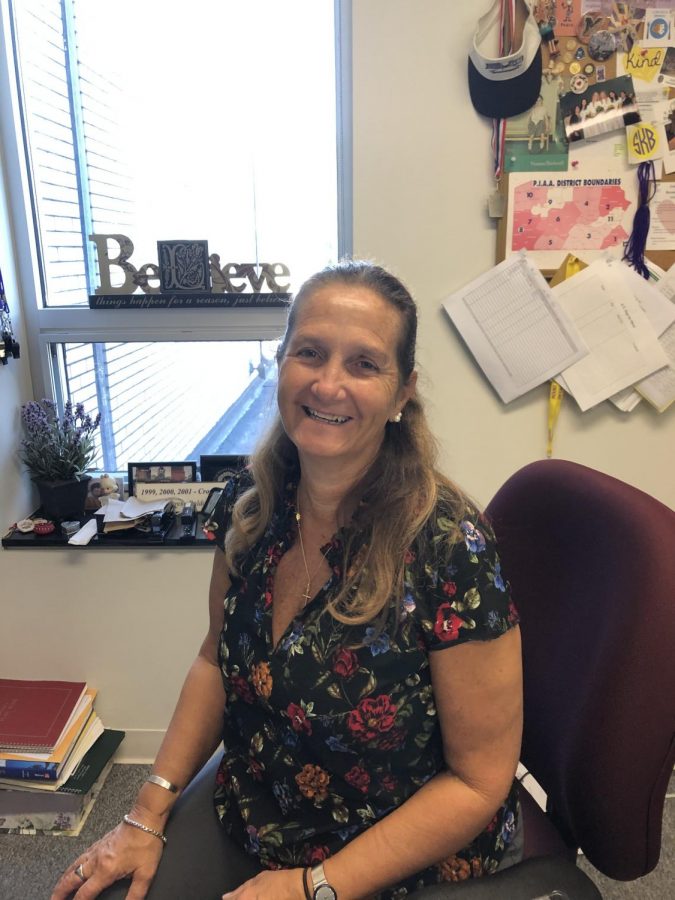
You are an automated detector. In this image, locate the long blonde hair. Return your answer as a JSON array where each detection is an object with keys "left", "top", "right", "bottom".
[{"left": 225, "top": 261, "right": 469, "bottom": 627}]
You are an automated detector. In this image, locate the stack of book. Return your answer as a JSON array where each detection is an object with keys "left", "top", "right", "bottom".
[{"left": 0, "top": 678, "right": 124, "bottom": 835}]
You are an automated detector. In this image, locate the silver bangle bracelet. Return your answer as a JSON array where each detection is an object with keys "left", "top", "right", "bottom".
[
  {"left": 146, "top": 774, "right": 180, "bottom": 793},
  {"left": 122, "top": 813, "right": 167, "bottom": 845}
]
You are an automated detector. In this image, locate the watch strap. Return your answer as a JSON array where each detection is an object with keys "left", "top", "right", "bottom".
[
  {"left": 302, "top": 867, "right": 312, "bottom": 900},
  {"left": 310, "top": 863, "right": 338, "bottom": 900}
]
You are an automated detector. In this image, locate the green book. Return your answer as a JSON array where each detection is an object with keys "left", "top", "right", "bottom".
[{"left": 58, "top": 729, "right": 125, "bottom": 794}]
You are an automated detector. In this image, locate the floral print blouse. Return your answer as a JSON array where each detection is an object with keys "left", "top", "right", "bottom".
[{"left": 210, "top": 472, "right": 520, "bottom": 898}]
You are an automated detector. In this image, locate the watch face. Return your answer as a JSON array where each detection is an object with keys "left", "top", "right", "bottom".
[{"left": 314, "top": 886, "right": 337, "bottom": 900}]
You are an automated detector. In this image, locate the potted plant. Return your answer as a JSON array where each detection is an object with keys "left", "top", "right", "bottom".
[{"left": 20, "top": 399, "right": 101, "bottom": 520}]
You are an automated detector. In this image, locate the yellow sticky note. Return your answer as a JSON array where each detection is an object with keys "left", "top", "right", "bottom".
[
  {"left": 625, "top": 46, "right": 665, "bottom": 83},
  {"left": 626, "top": 122, "right": 663, "bottom": 163}
]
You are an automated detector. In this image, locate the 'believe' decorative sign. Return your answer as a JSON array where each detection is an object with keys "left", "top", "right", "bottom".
[{"left": 87, "top": 234, "right": 291, "bottom": 309}]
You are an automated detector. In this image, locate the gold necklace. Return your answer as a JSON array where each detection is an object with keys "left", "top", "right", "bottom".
[{"left": 295, "top": 502, "right": 329, "bottom": 606}]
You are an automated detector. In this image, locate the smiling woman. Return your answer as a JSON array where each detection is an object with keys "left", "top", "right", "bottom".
[
  {"left": 276, "top": 284, "right": 416, "bottom": 469},
  {"left": 52, "top": 261, "right": 523, "bottom": 900}
]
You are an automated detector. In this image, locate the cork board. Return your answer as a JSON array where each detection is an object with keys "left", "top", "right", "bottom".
[{"left": 495, "top": 22, "right": 675, "bottom": 276}]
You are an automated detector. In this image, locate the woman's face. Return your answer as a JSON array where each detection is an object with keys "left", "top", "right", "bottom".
[{"left": 277, "top": 284, "right": 416, "bottom": 469}]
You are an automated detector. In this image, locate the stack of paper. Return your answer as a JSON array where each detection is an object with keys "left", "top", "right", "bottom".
[
  {"left": 0, "top": 679, "right": 125, "bottom": 836},
  {"left": 0, "top": 680, "right": 100, "bottom": 784},
  {"left": 0, "top": 730, "right": 124, "bottom": 835},
  {"left": 633, "top": 263, "right": 675, "bottom": 412},
  {"left": 443, "top": 252, "right": 675, "bottom": 414},
  {"left": 97, "top": 497, "right": 168, "bottom": 533},
  {"left": 552, "top": 258, "right": 673, "bottom": 411},
  {"left": 442, "top": 253, "right": 586, "bottom": 403}
]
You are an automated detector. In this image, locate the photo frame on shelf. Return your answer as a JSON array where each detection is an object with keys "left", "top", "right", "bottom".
[
  {"left": 199, "top": 454, "right": 247, "bottom": 483},
  {"left": 127, "top": 461, "right": 197, "bottom": 497}
]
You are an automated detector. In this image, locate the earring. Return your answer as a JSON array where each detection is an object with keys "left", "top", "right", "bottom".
[{"left": 392, "top": 411, "right": 402, "bottom": 423}]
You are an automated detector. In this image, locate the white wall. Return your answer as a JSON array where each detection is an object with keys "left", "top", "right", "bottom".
[
  {"left": 1, "top": 1, "right": 674, "bottom": 761},
  {"left": 352, "top": 0, "right": 674, "bottom": 509},
  {"left": 2, "top": 549, "right": 211, "bottom": 761},
  {"left": 0, "top": 142, "right": 34, "bottom": 530}
]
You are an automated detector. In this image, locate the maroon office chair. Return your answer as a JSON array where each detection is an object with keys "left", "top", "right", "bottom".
[
  {"left": 486, "top": 460, "right": 675, "bottom": 879},
  {"left": 413, "top": 460, "right": 675, "bottom": 899}
]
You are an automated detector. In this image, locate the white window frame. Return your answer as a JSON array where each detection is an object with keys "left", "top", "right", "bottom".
[{"left": 0, "top": 0, "right": 352, "bottom": 402}]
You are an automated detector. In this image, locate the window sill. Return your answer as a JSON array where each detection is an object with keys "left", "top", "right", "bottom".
[{"left": 2, "top": 515, "right": 216, "bottom": 550}]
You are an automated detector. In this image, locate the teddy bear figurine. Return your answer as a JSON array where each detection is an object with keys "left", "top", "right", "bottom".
[{"left": 97, "top": 473, "right": 121, "bottom": 506}]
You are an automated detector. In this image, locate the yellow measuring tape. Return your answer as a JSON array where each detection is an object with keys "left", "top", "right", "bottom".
[
  {"left": 545, "top": 255, "right": 586, "bottom": 458},
  {"left": 547, "top": 381, "right": 564, "bottom": 458}
]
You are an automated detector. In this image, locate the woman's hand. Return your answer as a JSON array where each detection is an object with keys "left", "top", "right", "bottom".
[
  {"left": 222, "top": 867, "right": 306, "bottom": 900},
  {"left": 50, "top": 815, "right": 164, "bottom": 900}
]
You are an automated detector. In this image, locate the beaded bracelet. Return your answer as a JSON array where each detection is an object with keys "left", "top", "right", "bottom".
[{"left": 122, "top": 814, "right": 167, "bottom": 845}]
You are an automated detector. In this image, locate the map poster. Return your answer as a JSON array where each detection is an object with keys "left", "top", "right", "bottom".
[{"left": 503, "top": 169, "right": 638, "bottom": 272}]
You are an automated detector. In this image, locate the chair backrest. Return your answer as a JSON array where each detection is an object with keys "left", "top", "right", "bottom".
[{"left": 486, "top": 459, "right": 675, "bottom": 880}]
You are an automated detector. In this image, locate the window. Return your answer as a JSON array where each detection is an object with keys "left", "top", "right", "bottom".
[{"left": 2, "top": 0, "right": 351, "bottom": 470}]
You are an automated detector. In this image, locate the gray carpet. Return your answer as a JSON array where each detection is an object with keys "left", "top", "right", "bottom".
[
  {"left": 0, "top": 766, "right": 672, "bottom": 900},
  {"left": 0, "top": 764, "right": 150, "bottom": 900}
]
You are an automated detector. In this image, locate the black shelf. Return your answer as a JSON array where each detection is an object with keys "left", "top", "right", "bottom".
[{"left": 2, "top": 513, "right": 215, "bottom": 549}]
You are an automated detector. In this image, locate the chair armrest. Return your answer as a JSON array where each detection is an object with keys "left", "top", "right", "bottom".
[{"left": 408, "top": 856, "right": 602, "bottom": 899}]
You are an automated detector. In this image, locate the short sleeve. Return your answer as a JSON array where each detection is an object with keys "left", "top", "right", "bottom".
[
  {"left": 206, "top": 470, "right": 248, "bottom": 552},
  {"left": 413, "top": 507, "right": 519, "bottom": 651}
]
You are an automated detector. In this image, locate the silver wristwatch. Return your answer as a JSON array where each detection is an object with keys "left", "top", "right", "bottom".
[{"left": 310, "top": 863, "right": 338, "bottom": 900}]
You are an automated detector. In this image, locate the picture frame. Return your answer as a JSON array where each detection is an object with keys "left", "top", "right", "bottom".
[
  {"left": 199, "top": 454, "right": 247, "bottom": 483},
  {"left": 560, "top": 74, "right": 639, "bottom": 145},
  {"left": 127, "top": 461, "right": 197, "bottom": 497},
  {"left": 85, "top": 474, "right": 125, "bottom": 510}
]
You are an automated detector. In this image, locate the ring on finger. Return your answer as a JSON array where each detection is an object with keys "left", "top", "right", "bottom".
[{"left": 74, "top": 863, "right": 87, "bottom": 882}]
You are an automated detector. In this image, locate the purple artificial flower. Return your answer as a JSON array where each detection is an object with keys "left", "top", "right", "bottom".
[{"left": 19, "top": 398, "right": 101, "bottom": 480}]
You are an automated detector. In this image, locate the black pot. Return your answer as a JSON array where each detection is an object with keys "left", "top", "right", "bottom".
[{"left": 33, "top": 476, "right": 91, "bottom": 521}]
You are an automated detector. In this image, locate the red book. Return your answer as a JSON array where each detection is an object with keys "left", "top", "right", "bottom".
[{"left": 0, "top": 679, "right": 88, "bottom": 753}]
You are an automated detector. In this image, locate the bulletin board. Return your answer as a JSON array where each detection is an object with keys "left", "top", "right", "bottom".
[{"left": 495, "top": 3, "right": 675, "bottom": 277}]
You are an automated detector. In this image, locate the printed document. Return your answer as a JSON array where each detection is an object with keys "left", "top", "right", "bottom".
[
  {"left": 632, "top": 261, "right": 675, "bottom": 411},
  {"left": 634, "top": 321, "right": 675, "bottom": 411},
  {"left": 553, "top": 259, "right": 669, "bottom": 411},
  {"left": 442, "top": 253, "right": 586, "bottom": 403}
]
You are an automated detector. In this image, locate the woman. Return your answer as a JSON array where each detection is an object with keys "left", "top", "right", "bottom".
[
  {"left": 585, "top": 91, "right": 600, "bottom": 119},
  {"left": 567, "top": 105, "right": 584, "bottom": 142},
  {"left": 52, "top": 262, "right": 523, "bottom": 900},
  {"left": 527, "top": 95, "right": 548, "bottom": 152}
]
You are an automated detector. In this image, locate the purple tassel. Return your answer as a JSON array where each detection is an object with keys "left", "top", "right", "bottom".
[{"left": 622, "top": 160, "right": 656, "bottom": 280}]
